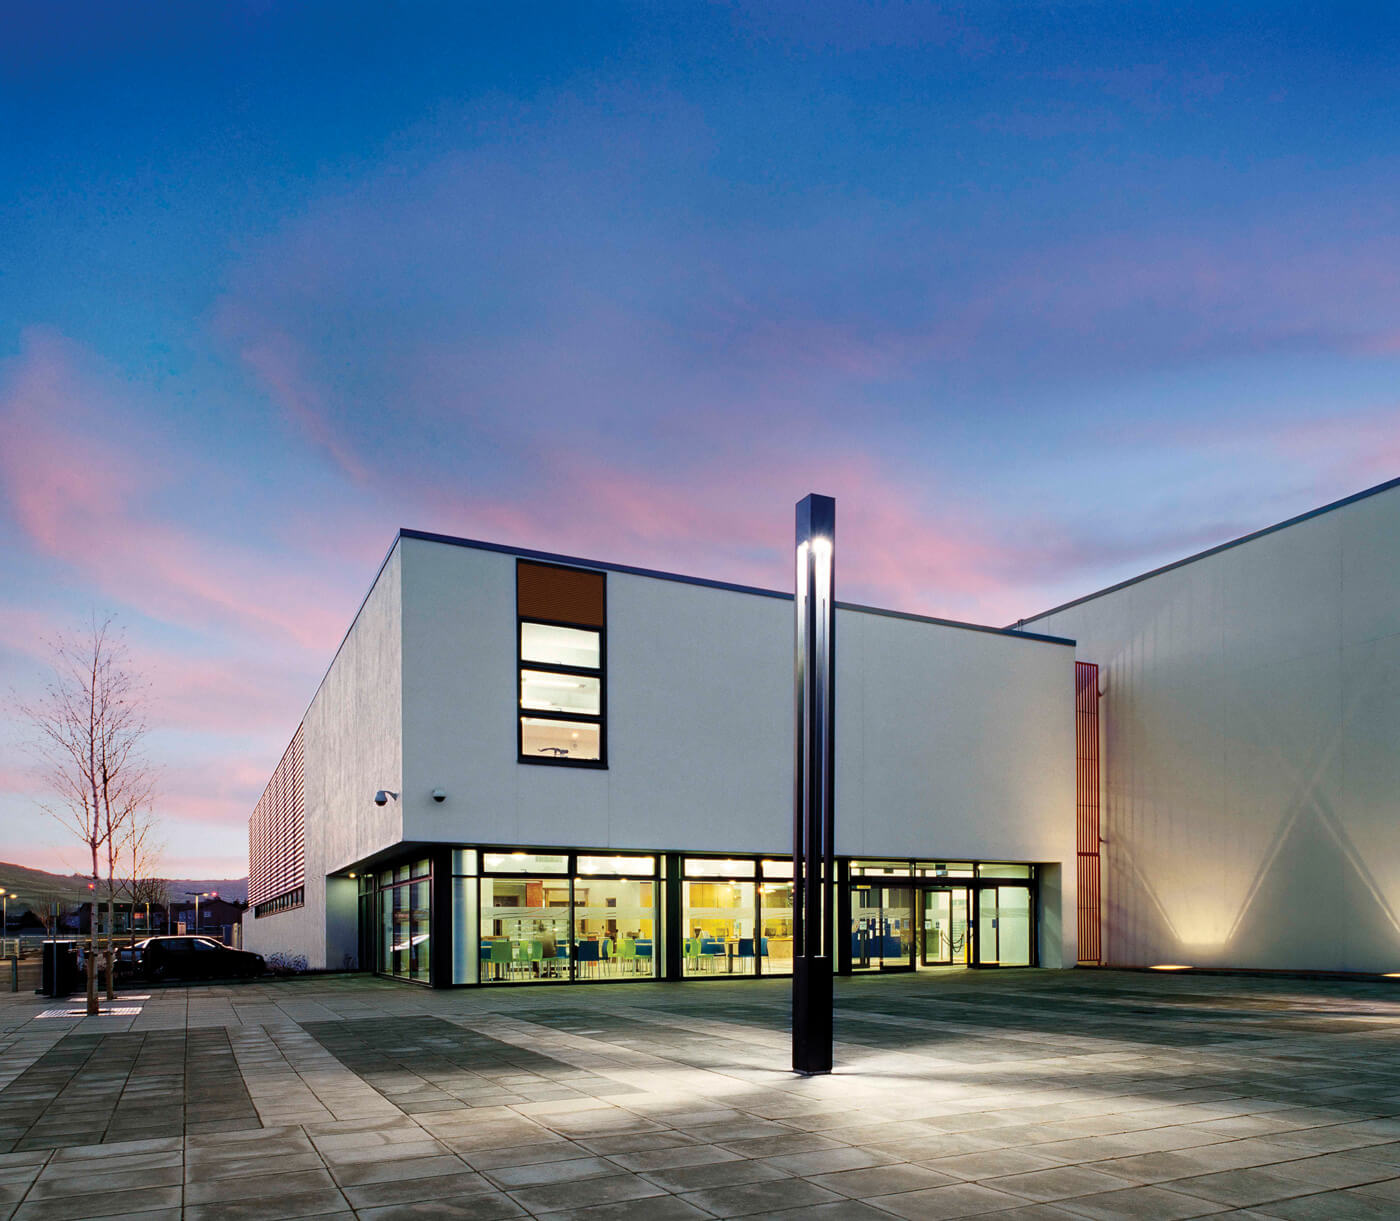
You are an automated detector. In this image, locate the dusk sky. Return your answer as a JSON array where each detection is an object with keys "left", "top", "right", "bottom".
[{"left": 3, "top": 3, "right": 1399, "bottom": 879}]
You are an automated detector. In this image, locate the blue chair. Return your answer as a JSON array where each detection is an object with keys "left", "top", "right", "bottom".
[
  {"left": 701, "top": 938, "right": 725, "bottom": 971},
  {"left": 737, "top": 937, "right": 755, "bottom": 961},
  {"left": 576, "top": 940, "right": 601, "bottom": 978},
  {"left": 636, "top": 939, "right": 653, "bottom": 975},
  {"left": 759, "top": 938, "right": 770, "bottom": 957}
]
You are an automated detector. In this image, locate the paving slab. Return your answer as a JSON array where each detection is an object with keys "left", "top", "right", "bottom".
[{"left": 1, "top": 969, "right": 1399, "bottom": 1219}]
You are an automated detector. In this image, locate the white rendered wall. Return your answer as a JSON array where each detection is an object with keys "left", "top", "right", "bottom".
[
  {"left": 398, "top": 536, "right": 1077, "bottom": 964},
  {"left": 1030, "top": 484, "right": 1400, "bottom": 973},
  {"left": 244, "top": 544, "right": 405, "bottom": 968}
]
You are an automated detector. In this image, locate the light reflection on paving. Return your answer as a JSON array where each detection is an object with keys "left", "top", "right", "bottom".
[{"left": 0, "top": 969, "right": 1397, "bottom": 1218}]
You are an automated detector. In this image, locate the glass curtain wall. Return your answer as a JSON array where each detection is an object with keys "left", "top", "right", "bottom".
[
  {"left": 371, "top": 850, "right": 1039, "bottom": 985},
  {"left": 848, "top": 860, "right": 1038, "bottom": 971},
  {"left": 759, "top": 859, "right": 794, "bottom": 975},
  {"left": 681, "top": 858, "right": 793, "bottom": 977},
  {"left": 477, "top": 851, "right": 659, "bottom": 983},
  {"left": 377, "top": 858, "right": 431, "bottom": 983},
  {"left": 574, "top": 856, "right": 658, "bottom": 979},
  {"left": 683, "top": 858, "right": 756, "bottom": 977},
  {"left": 480, "top": 854, "right": 571, "bottom": 983}
]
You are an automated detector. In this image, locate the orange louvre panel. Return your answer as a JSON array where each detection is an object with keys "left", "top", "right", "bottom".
[
  {"left": 1075, "top": 661, "right": 1102, "bottom": 965},
  {"left": 517, "top": 560, "right": 605, "bottom": 627},
  {"left": 248, "top": 724, "right": 305, "bottom": 908}
]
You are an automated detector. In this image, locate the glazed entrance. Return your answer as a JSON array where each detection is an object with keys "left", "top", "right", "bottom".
[{"left": 849, "top": 861, "right": 1037, "bottom": 970}]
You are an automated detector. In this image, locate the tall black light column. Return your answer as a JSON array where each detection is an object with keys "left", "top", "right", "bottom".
[{"left": 792, "top": 493, "right": 835, "bottom": 1075}]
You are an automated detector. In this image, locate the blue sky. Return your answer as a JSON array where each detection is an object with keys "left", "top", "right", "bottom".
[{"left": 2, "top": 2, "right": 1398, "bottom": 877}]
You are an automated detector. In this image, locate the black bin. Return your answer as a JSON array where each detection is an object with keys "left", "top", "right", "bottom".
[{"left": 41, "top": 942, "right": 80, "bottom": 997}]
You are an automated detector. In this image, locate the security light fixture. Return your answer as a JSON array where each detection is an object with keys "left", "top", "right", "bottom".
[
  {"left": 374, "top": 790, "right": 400, "bottom": 807},
  {"left": 431, "top": 789, "right": 447, "bottom": 803}
]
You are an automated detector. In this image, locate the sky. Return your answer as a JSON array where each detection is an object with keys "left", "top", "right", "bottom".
[{"left": 2, "top": 2, "right": 1399, "bottom": 879}]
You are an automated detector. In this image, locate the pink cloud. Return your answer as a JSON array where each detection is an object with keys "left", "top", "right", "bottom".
[
  {"left": 0, "top": 330, "right": 358, "bottom": 652},
  {"left": 236, "top": 329, "right": 373, "bottom": 485},
  {"left": 1358, "top": 331, "right": 1400, "bottom": 355},
  {"left": 425, "top": 443, "right": 1028, "bottom": 625}
]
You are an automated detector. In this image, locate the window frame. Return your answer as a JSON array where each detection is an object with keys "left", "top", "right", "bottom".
[{"left": 516, "top": 612, "right": 608, "bottom": 769}]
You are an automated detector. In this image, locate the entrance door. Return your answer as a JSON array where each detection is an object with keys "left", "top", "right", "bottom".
[
  {"left": 850, "top": 885, "right": 914, "bottom": 970},
  {"left": 975, "top": 885, "right": 1033, "bottom": 967},
  {"left": 920, "top": 887, "right": 971, "bottom": 965}
]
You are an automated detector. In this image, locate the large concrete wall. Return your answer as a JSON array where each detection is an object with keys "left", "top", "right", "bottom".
[
  {"left": 1029, "top": 483, "right": 1400, "bottom": 973},
  {"left": 245, "top": 543, "right": 405, "bottom": 968},
  {"left": 398, "top": 535, "right": 1077, "bottom": 963}
]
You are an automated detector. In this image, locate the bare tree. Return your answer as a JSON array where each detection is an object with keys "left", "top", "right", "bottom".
[
  {"left": 22, "top": 618, "right": 150, "bottom": 1015},
  {"left": 124, "top": 812, "right": 165, "bottom": 947},
  {"left": 101, "top": 765, "right": 153, "bottom": 1000},
  {"left": 31, "top": 891, "right": 72, "bottom": 938}
]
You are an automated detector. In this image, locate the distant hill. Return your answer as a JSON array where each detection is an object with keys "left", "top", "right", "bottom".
[{"left": 0, "top": 861, "right": 248, "bottom": 911}]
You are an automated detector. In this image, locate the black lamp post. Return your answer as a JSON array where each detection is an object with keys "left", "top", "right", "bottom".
[{"left": 792, "top": 493, "right": 836, "bottom": 1074}]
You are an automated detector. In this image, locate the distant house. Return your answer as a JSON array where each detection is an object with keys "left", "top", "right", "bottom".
[{"left": 168, "top": 896, "right": 247, "bottom": 941}]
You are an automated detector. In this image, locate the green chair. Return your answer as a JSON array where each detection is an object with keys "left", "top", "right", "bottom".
[
  {"left": 617, "top": 937, "right": 637, "bottom": 974},
  {"left": 487, "top": 939, "right": 512, "bottom": 981}
]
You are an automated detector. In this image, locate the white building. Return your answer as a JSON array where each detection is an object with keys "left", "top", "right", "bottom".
[
  {"left": 1027, "top": 476, "right": 1400, "bottom": 975},
  {"left": 244, "top": 476, "right": 1400, "bottom": 984},
  {"left": 245, "top": 530, "right": 1077, "bottom": 985}
]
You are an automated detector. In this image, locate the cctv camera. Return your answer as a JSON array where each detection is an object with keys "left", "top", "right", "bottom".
[
  {"left": 431, "top": 789, "right": 446, "bottom": 803},
  {"left": 374, "top": 791, "right": 388, "bottom": 806}
]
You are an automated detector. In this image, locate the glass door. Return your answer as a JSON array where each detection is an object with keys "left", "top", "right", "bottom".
[
  {"left": 920, "top": 887, "right": 971, "bottom": 965},
  {"left": 975, "top": 885, "right": 1033, "bottom": 967},
  {"left": 850, "top": 885, "right": 914, "bottom": 971}
]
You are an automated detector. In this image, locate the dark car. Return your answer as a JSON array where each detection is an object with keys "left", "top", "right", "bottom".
[{"left": 129, "top": 936, "right": 267, "bottom": 981}]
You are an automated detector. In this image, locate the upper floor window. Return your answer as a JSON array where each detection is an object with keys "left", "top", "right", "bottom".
[{"left": 517, "top": 560, "right": 606, "bottom": 766}]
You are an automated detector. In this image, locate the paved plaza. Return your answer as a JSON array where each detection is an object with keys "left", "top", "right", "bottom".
[{"left": 1, "top": 969, "right": 1399, "bottom": 1219}]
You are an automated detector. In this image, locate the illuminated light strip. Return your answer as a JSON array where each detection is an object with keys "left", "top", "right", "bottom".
[{"left": 1150, "top": 964, "right": 1192, "bottom": 971}]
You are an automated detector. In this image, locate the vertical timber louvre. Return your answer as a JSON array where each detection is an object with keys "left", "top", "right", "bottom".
[
  {"left": 1075, "top": 662, "right": 1102, "bottom": 965},
  {"left": 249, "top": 725, "right": 306, "bottom": 910}
]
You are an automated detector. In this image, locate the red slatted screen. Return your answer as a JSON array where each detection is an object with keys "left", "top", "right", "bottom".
[
  {"left": 1075, "top": 661, "right": 1102, "bottom": 965},
  {"left": 517, "top": 561, "right": 605, "bottom": 627},
  {"left": 249, "top": 725, "right": 305, "bottom": 907}
]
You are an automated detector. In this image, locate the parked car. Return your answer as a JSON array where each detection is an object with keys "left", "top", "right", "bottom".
[{"left": 123, "top": 936, "right": 267, "bottom": 981}]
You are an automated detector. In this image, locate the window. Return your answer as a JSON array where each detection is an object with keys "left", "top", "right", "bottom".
[
  {"left": 517, "top": 562, "right": 606, "bottom": 766},
  {"left": 481, "top": 875, "right": 572, "bottom": 983},
  {"left": 483, "top": 852, "right": 568, "bottom": 874},
  {"left": 254, "top": 886, "right": 304, "bottom": 918},
  {"left": 377, "top": 864, "right": 431, "bottom": 983}
]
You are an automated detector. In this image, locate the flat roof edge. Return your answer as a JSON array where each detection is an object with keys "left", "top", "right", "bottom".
[
  {"left": 399, "top": 527, "right": 792, "bottom": 600},
  {"left": 1016, "top": 473, "right": 1400, "bottom": 627},
  {"left": 838, "top": 601, "right": 1075, "bottom": 646},
  {"left": 400, "top": 527, "right": 1071, "bottom": 645}
]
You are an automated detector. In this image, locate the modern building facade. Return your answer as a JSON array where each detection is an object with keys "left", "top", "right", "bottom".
[
  {"left": 245, "top": 528, "right": 1079, "bottom": 985},
  {"left": 244, "top": 475, "right": 1400, "bottom": 983}
]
